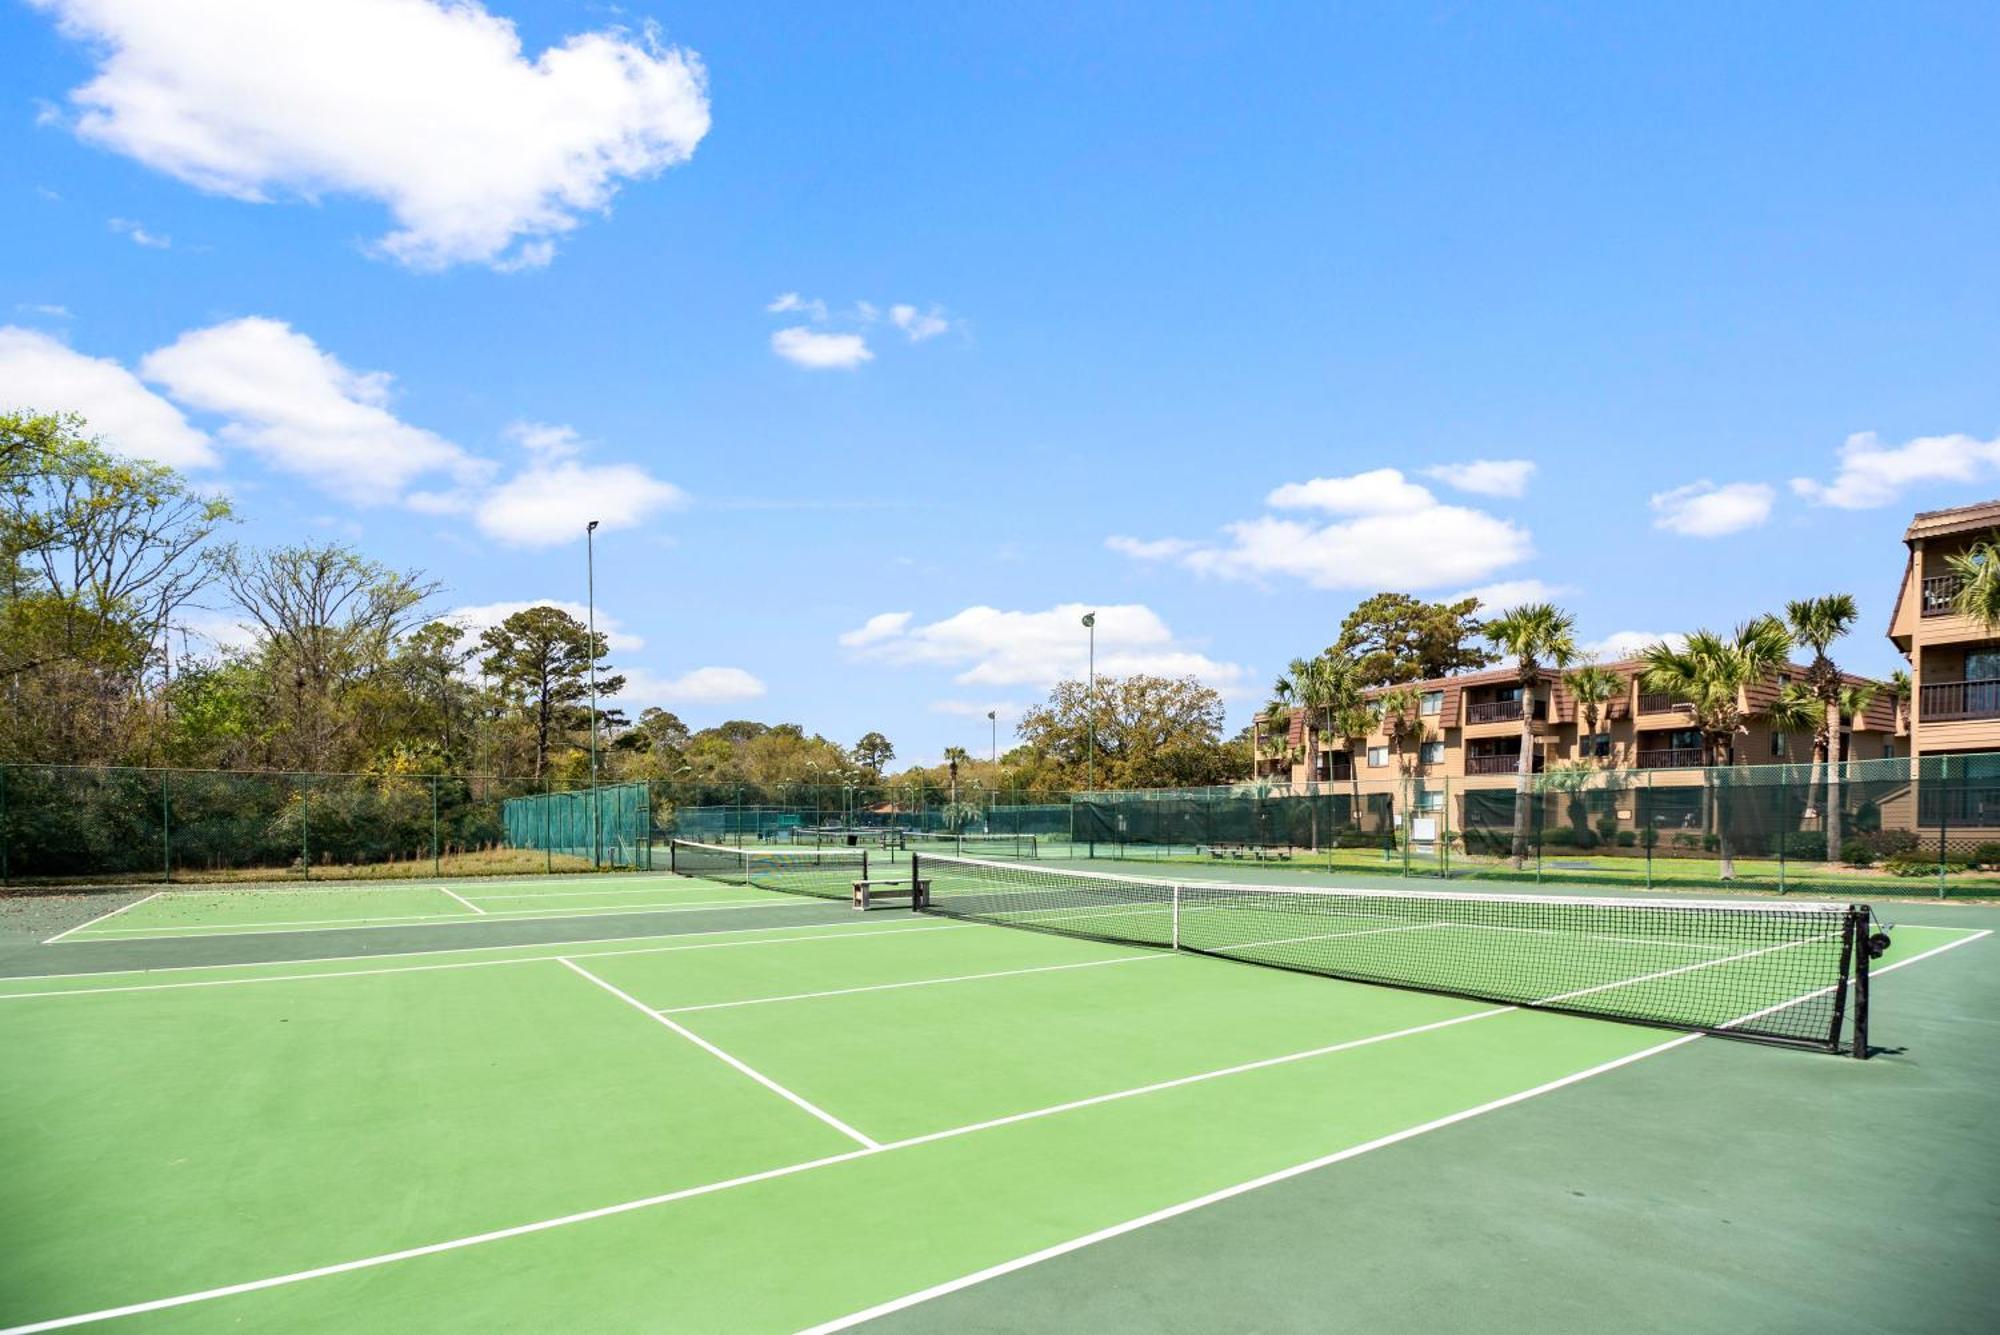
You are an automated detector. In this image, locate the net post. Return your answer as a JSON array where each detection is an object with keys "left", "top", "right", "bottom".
[
  {"left": 1171, "top": 882, "right": 1181, "bottom": 951},
  {"left": 910, "top": 851, "right": 922, "bottom": 911},
  {"left": 1851, "top": 910, "right": 1871, "bottom": 1058},
  {"left": 1827, "top": 907, "right": 1855, "bottom": 1054}
]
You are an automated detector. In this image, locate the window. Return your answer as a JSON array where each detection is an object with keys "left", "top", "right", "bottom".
[
  {"left": 1367, "top": 745, "right": 1389, "bottom": 768},
  {"left": 1968, "top": 649, "right": 2000, "bottom": 681},
  {"left": 1415, "top": 787, "right": 1445, "bottom": 813},
  {"left": 1578, "top": 733, "right": 1611, "bottom": 759},
  {"left": 1420, "top": 690, "right": 1443, "bottom": 716},
  {"left": 1419, "top": 740, "right": 1445, "bottom": 765},
  {"left": 1771, "top": 732, "right": 1787, "bottom": 758},
  {"left": 1882, "top": 740, "right": 1897, "bottom": 760}
]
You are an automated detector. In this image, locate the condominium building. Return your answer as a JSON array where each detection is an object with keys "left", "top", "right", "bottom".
[
  {"left": 1888, "top": 499, "right": 2000, "bottom": 758},
  {"left": 1251, "top": 657, "right": 1896, "bottom": 788}
]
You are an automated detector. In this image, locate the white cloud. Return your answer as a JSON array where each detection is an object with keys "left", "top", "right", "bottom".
[
  {"left": 18, "top": 303, "right": 73, "bottom": 319},
  {"left": 107, "top": 216, "right": 170, "bottom": 248},
  {"left": 1454, "top": 579, "right": 1567, "bottom": 610},
  {"left": 446, "top": 600, "right": 644, "bottom": 653},
  {"left": 34, "top": 0, "right": 711, "bottom": 271},
  {"left": 1791, "top": 430, "right": 2000, "bottom": 510},
  {"left": 504, "top": 420, "right": 583, "bottom": 459},
  {"left": 613, "top": 665, "right": 766, "bottom": 706},
  {"left": 1267, "top": 467, "right": 1435, "bottom": 514},
  {"left": 1422, "top": 458, "right": 1536, "bottom": 498},
  {"left": 0, "top": 325, "right": 216, "bottom": 468},
  {"left": 176, "top": 606, "right": 257, "bottom": 654},
  {"left": 1104, "top": 535, "right": 1200, "bottom": 561},
  {"left": 931, "top": 699, "right": 1022, "bottom": 720},
  {"left": 473, "top": 458, "right": 684, "bottom": 547},
  {"left": 1649, "top": 480, "right": 1775, "bottom": 537},
  {"left": 770, "top": 326, "right": 872, "bottom": 370},
  {"left": 766, "top": 292, "right": 828, "bottom": 321},
  {"left": 139, "top": 316, "right": 489, "bottom": 505},
  {"left": 890, "top": 303, "right": 950, "bottom": 341},
  {"left": 1582, "top": 630, "right": 1686, "bottom": 661},
  {"left": 838, "top": 611, "right": 913, "bottom": 648},
  {"left": 1113, "top": 467, "right": 1532, "bottom": 591},
  {"left": 840, "top": 602, "right": 1248, "bottom": 693}
]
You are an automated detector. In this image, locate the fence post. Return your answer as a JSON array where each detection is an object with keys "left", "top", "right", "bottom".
[
  {"left": 1938, "top": 755, "right": 1950, "bottom": 900},
  {"left": 0, "top": 764, "right": 8, "bottom": 888},
  {"left": 1441, "top": 777, "right": 1453, "bottom": 880},
  {"left": 301, "top": 777, "right": 311, "bottom": 881},
  {"left": 1533, "top": 779, "right": 1543, "bottom": 884},
  {"left": 432, "top": 775, "right": 441, "bottom": 876},
  {"left": 1776, "top": 769, "right": 1786, "bottom": 896},
  {"left": 162, "top": 768, "right": 172, "bottom": 885},
  {"left": 1642, "top": 770, "right": 1653, "bottom": 891},
  {"left": 543, "top": 775, "right": 552, "bottom": 875}
]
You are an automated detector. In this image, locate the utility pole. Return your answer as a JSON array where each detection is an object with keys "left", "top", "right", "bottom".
[{"left": 1082, "top": 611, "right": 1097, "bottom": 792}]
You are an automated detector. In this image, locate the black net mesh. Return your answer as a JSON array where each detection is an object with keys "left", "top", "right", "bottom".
[{"left": 667, "top": 838, "right": 869, "bottom": 901}]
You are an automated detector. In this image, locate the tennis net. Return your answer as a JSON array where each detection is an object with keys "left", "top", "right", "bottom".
[
  {"left": 900, "top": 831, "right": 1040, "bottom": 859},
  {"left": 910, "top": 854, "right": 1880, "bottom": 1055},
  {"left": 789, "top": 827, "right": 896, "bottom": 848},
  {"left": 670, "top": 839, "right": 867, "bottom": 901}
]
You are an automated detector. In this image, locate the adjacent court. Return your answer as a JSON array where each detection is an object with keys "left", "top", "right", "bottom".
[{"left": 1, "top": 850, "right": 1993, "bottom": 1334}]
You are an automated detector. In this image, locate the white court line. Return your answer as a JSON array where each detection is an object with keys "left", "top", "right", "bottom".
[
  {"left": 0, "top": 924, "right": 972, "bottom": 1001},
  {"left": 5, "top": 930, "right": 1986, "bottom": 1335},
  {"left": 1537, "top": 933, "right": 1832, "bottom": 1006},
  {"left": 42, "top": 892, "right": 163, "bottom": 945},
  {"left": 1714, "top": 928, "right": 1993, "bottom": 1028},
  {"left": 557, "top": 958, "right": 881, "bottom": 1149},
  {"left": 436, "top": 887, "right": 486, "bottom": 916},
  {"left": 457, "top": 884, "right": 737, "bottom": 901},
  {"left": 660, "top": 952, "right": 1165, "bottom": 1014},
  {"left": 59, "top": 897, "right": 805, "bottom": 941}
]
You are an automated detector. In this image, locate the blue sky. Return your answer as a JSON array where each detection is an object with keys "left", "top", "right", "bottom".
[{"left": 4, "top": 2, "right": 1999, "bottom": 764}]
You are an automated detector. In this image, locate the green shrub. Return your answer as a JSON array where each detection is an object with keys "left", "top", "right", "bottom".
[
  {"left": 1772, "top": 831, "right": 1828, "bottom": 861},
  {"left": 1883, "top": 853, "right": 1971, "bottom": 878},
  {"left": 1616, "top": 830, "right": 1637, "bottom": 848},
  {"left": 1840, "top": 841, "right": 1876, "bottom": 868},
  {"left": 1970, "top": 842, "right": 2000, "bottom": 870},
  {"left": 1848, "top": 828, "right": 1918, "bottom": 859},
  {"left": 1595, "top": 814, "right": 1620, "bottom": 841},
  {"left": 1670, "top": 833, "right": 1698, "bottom": 850}
]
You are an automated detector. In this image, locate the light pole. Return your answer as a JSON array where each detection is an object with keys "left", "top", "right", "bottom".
[
  {"left": 586, "top": 519, "right": 600, "bottom": 865},
  {"left": 1081, "top": 612, "right": 1097, "bottom": 792},
  {"left": 988, "top": 709, "right": 997, "bottom": 765}
]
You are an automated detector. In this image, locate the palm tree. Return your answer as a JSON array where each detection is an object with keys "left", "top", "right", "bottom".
[
  {"left": 1639, "top": 618, "right": 1791, "bottom": 879},
  {"left": 1483, "top": 604, "right": 1579, "bottom": 869},
  {"left": 1946, "top": 533, "right": 2000, "bottom": 627},
  {"left": 1886, "top": 667, "right": 1912, "bottom": 737},
  {"left": 1375, "top": 685, "right": 1425, "bottom": 847},
  {"left": 1785, "top": 594, "right": 1860, "bottom": 857},
  {"left": 1562, "top": 663, "right": 1624, "bottom": 767},
  {"left": 942, "top": 746, "right": 970, "bottom": 831}
]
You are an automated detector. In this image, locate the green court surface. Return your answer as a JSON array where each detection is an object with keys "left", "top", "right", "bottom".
[{"left": 0, "top": 866, "right": 1993, "bottom": 1334}]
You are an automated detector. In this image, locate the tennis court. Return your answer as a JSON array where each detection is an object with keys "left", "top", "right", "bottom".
[{"left": 2, "top": 851, "right": 1994, "bottom": 1333}]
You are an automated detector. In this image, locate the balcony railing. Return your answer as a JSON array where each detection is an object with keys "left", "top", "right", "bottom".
[
  {"left": 1636, "top": 692, "right": 1690, "bottom": 714},
  {"left": 1636, "top": 747, "right": 1704, "bottom": 769},
  {"left": 1920, "top": 678, "right": 2000, "bottom": 721},
  {"left": 1921, "top": 573, "right": 1963, "bottom": 618},
  {"left": 1465, "top": 698, "right": 1545, "bottom": 724},
  {"left": 1466, "top": 753, "right": 1532, "bottom": 775}
]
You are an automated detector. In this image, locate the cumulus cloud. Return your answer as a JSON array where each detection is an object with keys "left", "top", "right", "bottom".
[
  {"left": 1453, "top": 579, "right": 1567, "bottom": 610},
  {"left": 1791, "top": 431, "right": 2000, "bottom": 510},
  {"left": 614, "top": 665, "right": 767, "bottom": 706},
  {"left": 890, "top": 304, "right": 950, "bottom": 341},
  {"left": 107, "top": 216, "right": 170, "bottom": 248},
  {"left": 1112, "top": 468, "right": 1530, "bottom": 592},
  {"left": 0, "top": 325, "right": 216, "bottom": 468},
  {"left": 1422, "top": 458, "right": 1536, "bottom": 498},
  {"left": 1649, "top": 480, "right": 1775, "bottom": 537},
  {"left": 839, "top": 602, "right": 1248, "bottom": 693},
  {"left": 766, "top": 292, "right": 828, "bottom": 321},
  {"left": 474, "top": 459, "right": 685, "bottom": 547},
  {"left": 1582, "top": 630, "right": 1687, "bottom": 661},
  {"left": 140, "top": 316, "right": 489, "bottom": 505},
  {"left": 32, "top": 0, "right": 711, "bottom": 270},
  {"left": 771, "top": 326, "right": 872, "bottom": 370},
  {"left": 445, "top": 600, "right": 644, "bottom": 653}
]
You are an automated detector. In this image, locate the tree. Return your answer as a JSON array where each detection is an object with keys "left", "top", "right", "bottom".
[
  {"left": 1375, "top": 686, "right": 1425, "bottom": 775},
  {"left": 1886, "top": 668, "right": 1912, "bottom": 736},
  {"left": 1562, "top": 664, "right": 1623, "bottom": 766},
  {"left": 852, "top": 731, "right": 896, "bottom": 778},
  {"left": 1016, "top": 673, "right": 1228, "bottom": 788},
  {"left": 477, "top": 605, "right": 623, "bottom": 779},
  {"left": 1334, "top": 593, "right": 1497, "bottom": 687},
  {"left": 1639, "top": 618, "right": 1791, "bottom": 879},
  {"left": 942, "top": 746, "right": 970, "bottom": 828},
  {"left": 1483, "top": 604, "right": 1579, "bottom": 869},
  {"left": 1946, "top": 533, "right": 2000, "bottom": 627},
  {"left": 1785, "top": 594, "right": 1860, "bottom": 858}
]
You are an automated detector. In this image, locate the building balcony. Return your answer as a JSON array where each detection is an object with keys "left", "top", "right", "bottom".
[
  {"left": 1636, "top": 747, "right": 1704, "bottom": 769},
  {"left": 1921, "top": 574, "right": 1963, "bottom": 618},
  {"left": 1920, "top": 678, "right": 2000, "bottom": 721},
  {"left": 1466, "top": 752, "right": 1543, "bottom": 775},
  {"left": 1464, "top": 698, "right": 1545, "bottom": 724},
  {"left": 1636, "top": 692, "right": 1690, "bottom": 715}
]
